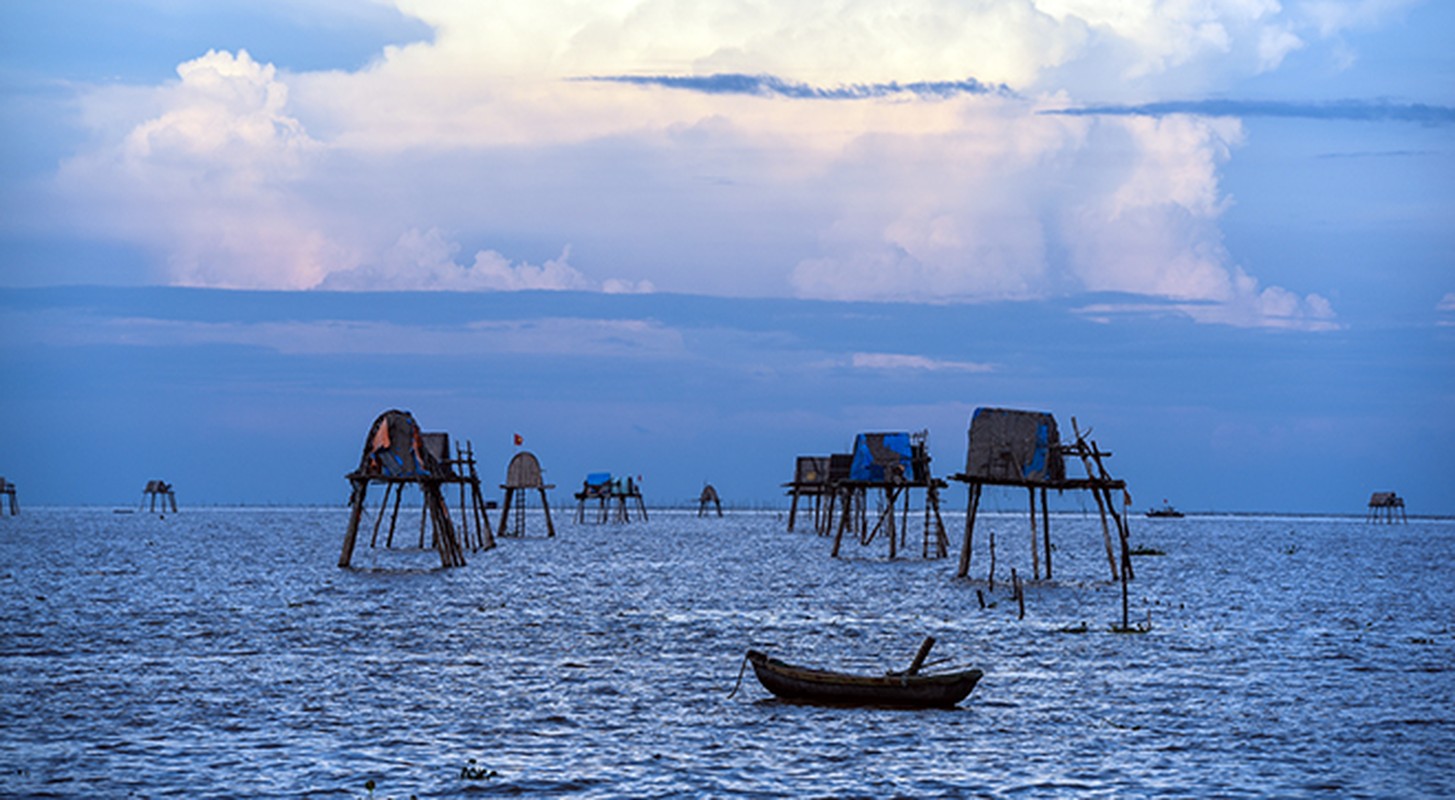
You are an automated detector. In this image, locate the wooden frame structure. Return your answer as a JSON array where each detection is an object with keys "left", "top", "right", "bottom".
[
  {"left": 574, "top": 473, "right": 648, "bottom": 523},
  {"left": 828, "top": 431, "right": 950, "bottom": 560},
  {"left": 339, "top": 410, "right": 495, "bottom": 569},
  {"left": 0, "top": 477, "right": 17, "bottom": 516},
  {"left": 948, "top": 410, "right": 1137, "bottom": 628},
  {"left": 498, "top": 451, "right": 556, "bottom": 538},
  {"left": 141, "top": 480, "right": 177, "bottom": 513},
  {"left": 1367, "top": 492, "right": 1407, "bottom": 523}
]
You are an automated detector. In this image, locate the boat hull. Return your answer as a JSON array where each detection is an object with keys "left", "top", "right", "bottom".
[{"left": 746, "top": 650, "right": 982, "bottom": 709}]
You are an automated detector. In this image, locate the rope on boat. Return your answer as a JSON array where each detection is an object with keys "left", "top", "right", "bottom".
[{"left": 726, "top": 652, "right": 749, "bottom": 699}]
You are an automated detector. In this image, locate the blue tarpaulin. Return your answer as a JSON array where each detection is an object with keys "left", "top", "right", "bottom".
[{"left": 849, "top": 432, "right": 913, "bottom": 482}]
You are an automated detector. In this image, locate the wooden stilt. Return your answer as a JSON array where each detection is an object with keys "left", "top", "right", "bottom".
[
  {"left": 1041, "top": 487, "right": 1052, "bottom": 580},
  {"left": 956, "top": 482, "right": 982, "bottom": 578},
  {"left": 340, "top": 479, "right": 367, "bottom": 568},
  {"left": 1028, "top": 487, "right": 1040, "bottom": 581},
  {"left": 539, "top": 489, "right": 555, "bottom": 537},
  {"left": 386, "top": 484, "right": 404, "bottom": 547},
  {"left": 369, "top": 482, "right": 392, "bottom": 548}
]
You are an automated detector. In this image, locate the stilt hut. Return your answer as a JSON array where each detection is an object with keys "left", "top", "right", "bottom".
[
  {"left": 698, "top": 484, "right": 723, "bottom": 517},
  {"left": 0, "top": 477, "right": 17, "bottom": 516},
  {"left": 784, "top": 454, "right": 854, "bottom": 535},
  {"left": 574, "top": 472, "right": 648, "bottom": 523},
  {"left": 498, "top": 451, "right": 556, "bottom": 537},
  {"left": 948, "top": 408, "right": 1136, "bottom": 626},
  {"left": 338, "top": 409, "right": 495, "bottom": 569},
  {"left": 1367, "top": 492, "right": 1407, "bottom": 523},
  {"left": 829, "top": 431, "right": 950, "bottom": 560},
  {"left": 141, "top": 480, "right": 177, "bottom": 513}
]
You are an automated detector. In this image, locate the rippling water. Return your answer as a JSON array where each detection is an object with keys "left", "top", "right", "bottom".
[{"left": 1, "top": 506, "right": 1451, "bottom": 798}]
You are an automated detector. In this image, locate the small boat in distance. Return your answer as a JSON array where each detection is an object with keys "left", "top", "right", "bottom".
[
  {"left": 1146, "top": 500, "right": 1184, "bottom": 518},
  {"left": 745, "top": 637, "right": 982, "bottom": 709}
]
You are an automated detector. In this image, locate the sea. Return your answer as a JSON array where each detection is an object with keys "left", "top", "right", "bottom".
[{"left": 1, "top": 505, "right": 1451, "bottom": 798}]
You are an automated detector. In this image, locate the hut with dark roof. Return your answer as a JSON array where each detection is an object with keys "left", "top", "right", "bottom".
[
  {"left": 949, "top": 407, "right": 1139, "bottom": 627},
  {"left": 1367, "top": 492, "right": 1407, "bottom": 523},
  {"left": 141, "top": 480, "right": 177, "bottom": 513},
  {"left": 498, "top": 451, "right": 556, "bottom": 537},
  {"left": 338, "top": 409, "right": 495, "bottom": 569}
]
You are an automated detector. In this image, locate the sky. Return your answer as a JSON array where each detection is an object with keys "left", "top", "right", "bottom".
[{"left": 1, "top": 0, "right": 1451, "bottom": 514}]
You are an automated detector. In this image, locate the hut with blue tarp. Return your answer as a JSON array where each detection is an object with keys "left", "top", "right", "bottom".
[
  {"left": 827, "top": 430, "right": 949, "bottom": 561},
  {"left": 574, "top": 471, "right": 648, "bottom": 523}
]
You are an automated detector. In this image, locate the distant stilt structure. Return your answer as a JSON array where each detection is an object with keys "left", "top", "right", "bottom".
[
  {"left": 698, "top": 484, "right": 723, "bottom": 517},
  {"left": 1367, "top": 492, "right": 1407, "bottom": 523},
  {"left": 339, "top": 409, "right": 494, "bottom": 569},
  {"left": 0, "top": 477, "right": 17, "bottom": 516},
  {"left": 141, "top": 480, "right": 177, "bottom": 513},
  {"left": 948, "top": 408, "right": 1136, "bottom": 628},
  {"left": 498, "top": 451, "right": 556, "bottom": 538},
  {"left": 828, "top": 430, "right": 950, "bottom": 560},
  {"left": 574, "top": 473, "right": 648, "bottom": 523}
]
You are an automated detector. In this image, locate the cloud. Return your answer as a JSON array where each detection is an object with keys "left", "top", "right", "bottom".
[
  {"left": 20, "top": 309, "right": 686, "bottom": 358},
  {"left": 318, "top": 229, "right": 652, "bottom": 293},
  {"left": 1047, "top": 98, "right": 1455, "bottom": 124},
  {"left": 43, "top": 0, "right": 1414, "bottom": 327},
  {"left": 850, "top": 353, "right": 995, "bottom": 372}
]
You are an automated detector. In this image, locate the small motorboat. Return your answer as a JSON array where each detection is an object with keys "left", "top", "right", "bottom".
[
  {"left": 745, "top": 637, "right": 982, "bottom": 709},
  {"left": 1145, "top": 502, "right": 1184, "bottom": 518}
]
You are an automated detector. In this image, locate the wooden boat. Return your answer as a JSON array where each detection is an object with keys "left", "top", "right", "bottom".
[{"left": 745, "top": 639, "right": 982, "bottom": 709}]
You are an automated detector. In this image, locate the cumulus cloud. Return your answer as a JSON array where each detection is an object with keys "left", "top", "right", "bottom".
[
  {"left": 46, "top": 0, "right": 1411, "bottom": 326},
  {"left": 319, "top": 229, "right": 651, "bottom": 293}
]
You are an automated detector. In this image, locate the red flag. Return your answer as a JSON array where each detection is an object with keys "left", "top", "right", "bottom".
[{"left": 513, "top": 433, "right": 523, "bottom": 446}]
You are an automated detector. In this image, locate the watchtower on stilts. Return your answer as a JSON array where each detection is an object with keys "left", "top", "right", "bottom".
[
  {"left": 698, "top": 484, "right": 723, "bottom": 517},
  {"left": 497, "top": 451, "right": 556, "bottom": 538},
  {"left": 1367, "top": 492, "right": 1407, "bottom": 523},
  {"left": 829, "top": 431, "right": 950, "bottom": 560},
  {"left": 948, "top": 408, "right": 1137, "bottom": 627},
  {"left": 574, "top": 473, "right": 648, "bottom": 523},
  {"left": 338, "top": 409, "right": 495, "bottom": 569},
  {"left": 141, "top": 480, "right": 177, "bottom": 513},
  {"left": 0, "top": 477, "right": 17, "bottom": 516}
]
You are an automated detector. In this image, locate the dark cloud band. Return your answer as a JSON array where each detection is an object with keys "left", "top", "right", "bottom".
[
  {"left": 581, "top": 72, "right": 1015, "bottom": 100},
  {"left": 1046, "top": 99, "right": 1455, "bottom": 124}
]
